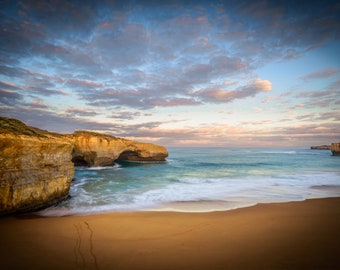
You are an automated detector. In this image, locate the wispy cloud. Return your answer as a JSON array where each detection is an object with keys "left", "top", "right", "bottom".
[
  {"left": 300, "top": 68, "right": 340, "bottom": 81},
  {"left": 109, "top": 110, "right": 141, "bottom": 120},
  {"left": 63, "top": 108, "right": 98, "bottom": 117},
  {"left": 0, "top": 90, "right": 23, "bottom": 105}
]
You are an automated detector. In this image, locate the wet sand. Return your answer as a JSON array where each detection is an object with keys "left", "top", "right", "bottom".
[{"left": 1, "top": 197, "right": 339, "bottom": 270}]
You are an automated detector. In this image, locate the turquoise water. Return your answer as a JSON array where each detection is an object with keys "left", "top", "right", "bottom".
[{"left": 40, "top": 147, "right": 340, "bottom": 216}]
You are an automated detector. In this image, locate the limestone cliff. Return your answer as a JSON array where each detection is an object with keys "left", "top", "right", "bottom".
[
  {"left": 331, "top": 143, "right": 340, "bottom": 156},
  {"left": 71, "top": 131, "right": 168, "bottom": 166},
  {"left": 0, "top": 117, "right": 74, "bottom": 215},
  {"left": 0, "top": 117, "right": 168, "bottom": 214}
]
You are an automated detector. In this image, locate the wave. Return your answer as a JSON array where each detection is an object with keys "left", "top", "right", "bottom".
[
  {"left": 76, "top": 164, "right": 122, "bottom": 171},
  {"left": 260, "top": 150, "right": 297, "bottom": 154},
  {"left": 39, "top": 172, "right": 340, "bottom": 216}
]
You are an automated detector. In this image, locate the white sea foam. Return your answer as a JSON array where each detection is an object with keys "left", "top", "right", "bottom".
[
  {"left": 261, "top": 150, "right": 297, "bottom": 154},
  {"left": 138, "top": 173, "right": 340, "bottom": 204},
  {"left": 76, "top": 164, "right": 122, "bottom": 170},
  {"left": 39, "top": 172, "right": 340, "bottom": 216}
]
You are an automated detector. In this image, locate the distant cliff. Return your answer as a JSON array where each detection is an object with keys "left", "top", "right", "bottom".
[
  {"left": 0, "top": 117, "right": 168, "bottom": 214},
  {"left": 331, "top": 143, "right": 340, "bottom": 156},
  {"left": 311, "top": 145, "right": 331, "bottom": 150}
]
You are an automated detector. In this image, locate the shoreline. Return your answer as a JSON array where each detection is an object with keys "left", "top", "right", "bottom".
[
  {"left": 1, "top": 197, "right": 340, "bottom": 269},
  {"left": 38, "top": 193, "right": 340, "bottom": 217}
]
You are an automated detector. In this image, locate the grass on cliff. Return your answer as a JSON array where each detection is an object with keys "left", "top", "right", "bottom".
[
  {"left": 0, "top": 117, "right": 46, "bottom": 137},
  {"left": 74, "top": 130, "right": 116, "bottom": 138}
]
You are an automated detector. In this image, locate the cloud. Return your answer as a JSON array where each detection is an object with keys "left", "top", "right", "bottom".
[
  {"left": 294, "top": 110, "right": 340, "bottom": 122},
  {"left": 23, "top": 98, "right": 50, "bottom": 109},
  {"left": 74, "top": 52, "right": 252, "bottom": 109},
  {"left": 63, "top": 108, "right": 98, "bottom": 117},
  {"left": 0, "top": 1, "right": 339, "bottom": 147},
  {"left": 123, "top": 120, "right": 340, "bottom": 147},
  {"left": 65, "top": 79, "right": 104, "bottom": 89},
  {"left": 1, "top": 103, "right": 338, "bottom": 147},
  {"left": 297, "top": 88, "right": 340, "bottom": 108},
  {"left": 0, "top": 81, "right": 22, "bottom": 91},
  {"left": 0, "top": 81, "right": 24, "bottom": 105},
  {"left": 0, "top": 106, "right": 124, "bottom": 134},
  {"left": 148, "top": 97, "right": 201, "bottom": 107},
  {"left": 193, "top": 78, "right": 272, "bottom": 103},
  {"left": 25, "top": 86, "right": 69, "bottom": 96},
  {"left": 34, "top": 43, "right": 101, "bottom": 73},
  {"left": 0, "top": 65, "right": 31, "bottom": 78},
  {"left": 84, "top": 88, "right": 145, "bottom": 108},
  {"left": 109, "top": 110, "right": 141, "bottom": 120},
  {"left": 315, "top": 111, "right": 340, "bottom": 121},
  {"left": 182, "top": 37, "right": 217, "bottom": 55},
  {"left": 209, "top": 55, "right": 248, "bottom": 76},
  {"left": 17, "top": 0, "right": 98, "bottom": 39},
  {"left": 300, "top": 68, "right": 340, "bottom": 81},
  {"left": 0, "top": 90, "right": 23, "bottom": 105},
  {"left": 152, "top": 13, "right": 213, "bottom": 54},
  {"left": 0, "top": 76, "right": 68, "bottom": 99},
  {"left": 1, "top": 0, "right": 335, "bottom": 111},
  {"left": 277, "top": 123, "right": 340, "bottom": 138},
  {"left": 217, "top": 1, "right": 339, "bottom": 63},
  {"left": 90, "top": 22, "right": 149, "bottom": 68},
  {"left": 0, "top": 67, "right": 71, "bottom": 99},
  {"left": 298, "top": 89, "right": 338, "bottom": 99},
  {"left": 252, "top": 78, "right": 272, "bottom": 91}
]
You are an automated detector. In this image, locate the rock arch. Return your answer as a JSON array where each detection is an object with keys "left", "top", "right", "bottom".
[{"left": 116, "top": 150, "right": 142, "bottom": 162}]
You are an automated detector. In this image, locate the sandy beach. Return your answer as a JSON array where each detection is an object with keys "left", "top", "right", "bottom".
[{"left": 1, "top": 197, "right": 339, "bottom": 270}]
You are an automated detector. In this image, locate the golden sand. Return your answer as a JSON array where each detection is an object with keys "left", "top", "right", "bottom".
[{"left": 1, "top": 197, "right": 339, "bottom": 270}]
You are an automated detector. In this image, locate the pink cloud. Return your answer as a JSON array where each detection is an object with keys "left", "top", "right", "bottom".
[
  {"left": 194, "top": 78, "right": 272, "bottom": 103},
  {"left": 0, "top": 81, "right": 22, "bottom": 90},
  {"left": 66, "top": 79, "right": 104, "bottom": 88},
  {"left": 253, "top": 78, "right": 272, "bottom": 91},
  {"left": 196, "top": 16, "right": 208, "bottom": 22},
  {"left": 24, "top": 99, "right": 49, "bottom": 109}
]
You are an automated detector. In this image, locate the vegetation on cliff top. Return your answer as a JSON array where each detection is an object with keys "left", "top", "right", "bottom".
[
  {"left": 73, "top": 130, "right": 119, "bottom": 141},
  {"left": 0, "top": 116, "right": 46, "bottom": 137}
]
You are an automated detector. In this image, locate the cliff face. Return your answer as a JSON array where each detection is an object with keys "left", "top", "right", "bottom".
[
  {"left": 0, "top": 118, "right": 74, "bottom": 214},
  {"left": 331, "top": 143, "right": 340, "bottom": 156},
  {"left": 71, "top": 131, "right": 168, "bottom": 166},
  {"left": 0, "top": 117, "right": 168, "bottom": 214}
]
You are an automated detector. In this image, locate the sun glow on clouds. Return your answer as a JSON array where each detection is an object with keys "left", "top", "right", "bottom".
[{"left": 0, "top": 0, "right": 339, "bottom": 147}]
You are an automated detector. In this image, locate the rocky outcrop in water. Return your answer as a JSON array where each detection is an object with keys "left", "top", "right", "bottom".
[
  {"left": 311, "top": 145, "right": 331, "bottom": 150},
  {"left": 0, "top": 117, "right": 74, "bottom": 215},
  {"left": 0, "top": 117, "right": 168, "bottom": 214},
  {"left": 331, "top": 143, "right": 340, "bottom": 156},
  {"left": 71, "top": 131, "right": 168, "bottom": 166}
]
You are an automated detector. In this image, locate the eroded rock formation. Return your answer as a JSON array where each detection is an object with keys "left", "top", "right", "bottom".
[
  {"left": 0, "top": 117, "right": 168, "bottom": 214},
  {"left": 331, "top": 143, "right": 340, "bottom": 156},
  {"left": 71, "top": 131, "right": 168, "bottom": 166}
]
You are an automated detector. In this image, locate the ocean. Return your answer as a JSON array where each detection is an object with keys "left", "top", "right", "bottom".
[{"left": 39, "top": 147, "right": 340, "bottom": 216}]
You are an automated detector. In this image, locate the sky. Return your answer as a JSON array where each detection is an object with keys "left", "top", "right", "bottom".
[{"left": 1, "top": 0, "right": 339, "bottom": 147}]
